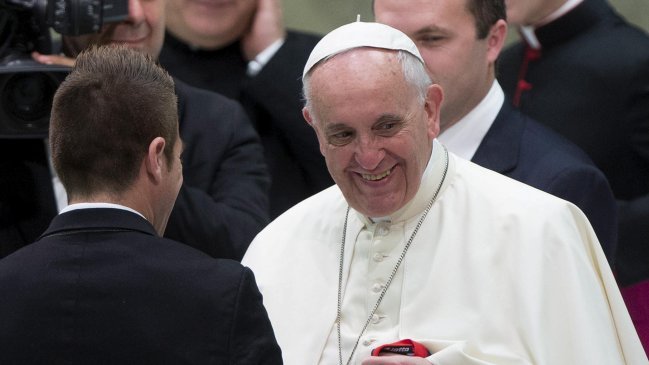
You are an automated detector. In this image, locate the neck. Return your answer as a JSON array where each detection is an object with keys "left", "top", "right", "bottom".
[
  {"left": 69, "top": 190, "right": 161, "bottom": 234},
  {"left": 440, "top": 72, "right": 495, "bottom": 133},
  {"left": 68, "top": 192, "right": 124, "bottom": 206}
]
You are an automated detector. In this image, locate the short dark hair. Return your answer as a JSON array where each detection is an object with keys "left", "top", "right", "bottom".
[
  {"left": 50, "top": 45, "right": 178, "bottom": 199},
  {"left": 372, "top": 0, "right": 506, "bottom": 39},
  {"left": 466, "top": 0, "right": 507, "bottom": 39}
]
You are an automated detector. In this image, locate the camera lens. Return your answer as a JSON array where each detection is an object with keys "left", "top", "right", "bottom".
[{"left": 1, "top": 72, "right": 58, "bottom": 133}]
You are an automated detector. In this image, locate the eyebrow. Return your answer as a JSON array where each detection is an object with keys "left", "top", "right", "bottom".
[
  {"left": 413, "top": 25, "right": 448, "bottom": 36},
  {"left": 376, "top": 113, "right": 403, "bottom": 124},
  {"left": 322, "top": 113, "right": 405, "bottom": 133}
]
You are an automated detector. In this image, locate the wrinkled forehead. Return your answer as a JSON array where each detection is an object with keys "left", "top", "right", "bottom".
[
  {"left": 308, "top": 47, "right": 403, "bottom": 82},
  {"left": 306, "top": 50, "right": 419, "bottom": 121}
]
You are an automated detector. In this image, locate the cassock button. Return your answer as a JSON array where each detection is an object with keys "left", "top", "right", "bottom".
[
  {"left": 376, "top": 225, "right": 389, "bottom": 236},
  {"left": 373, "top": 252, "right": 384, "bottom": 262},
  {"left": 372, "top": 283, "right": 384, "bottom": 293},
  {"left": 362, "top": 338, "right": 375, "bottom": 347},
  {"left": 371, "top": 314, "right": 381, "bottom": 324}
]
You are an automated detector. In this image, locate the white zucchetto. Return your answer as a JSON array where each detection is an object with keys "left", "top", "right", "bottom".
[{"left": 302, "top": 21, "right": 425, "bottom": 77}]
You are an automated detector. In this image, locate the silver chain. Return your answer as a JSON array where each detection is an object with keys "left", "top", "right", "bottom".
[{"left": 337, "top": 146, "right": 449, "bottom": 365}]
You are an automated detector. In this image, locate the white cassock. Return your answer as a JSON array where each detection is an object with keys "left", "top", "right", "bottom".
[{"left": 242, "top": 139, "right": 647, "bottom": 365}]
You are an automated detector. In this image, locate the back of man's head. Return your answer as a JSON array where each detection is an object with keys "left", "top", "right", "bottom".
[{"left": 50, "top": 45, "right": 178, "bottom": 200}]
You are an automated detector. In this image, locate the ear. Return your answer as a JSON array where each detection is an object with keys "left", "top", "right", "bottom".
[
  {"left": 486, "top": 19, "right": 508, "bottom": 64},
  {"left": 424, "top": 84, "right": 443, "bottom": 139},
  {"left": 144, "top": 137, "right": 167, "bottom": 184},
  {"left": 302, "top": 106, "right": 315, "bottom": 128},
  {"left": 303, "top": 106, "right": 326, "bottom": 156}
]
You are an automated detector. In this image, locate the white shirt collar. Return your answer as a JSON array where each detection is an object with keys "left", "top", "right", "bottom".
[
  {"left": 539, "top": 0, "right": 584, "bottom": 25},
  {"left": 520, "top": 0, "right": 584, "bottom": 49},
  {"left": 437, "top": 80, "right": 504, "bottom": 160},
  {"left": 61, "top": 203, "right": 146, "bottom": 220},
  {"left": 247, "top": 38, "right": 285, "bottom": 76}
]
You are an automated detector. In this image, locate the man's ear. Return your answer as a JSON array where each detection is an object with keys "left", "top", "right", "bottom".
[
  {"left": 303, "top": 106, "right": 326, "bottom": 156},
  {"left": 145, "top": 137, "right": 167, "bottom": 184},
  {"left": 487, "top": 19, "right": 508, "bottom": 64},
  {"left": 303, "top": 106, "right": 313, "bottom": 126},
  {"left": 424, "top": 84, "right": 443, "bottom": 139}
]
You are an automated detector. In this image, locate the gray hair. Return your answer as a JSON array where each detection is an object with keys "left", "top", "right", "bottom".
[{"left": 302, "top": 49, "right": 432, "bottom": 117}]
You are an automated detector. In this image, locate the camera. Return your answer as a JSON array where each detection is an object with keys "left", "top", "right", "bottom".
[{"left": 0, "top": 0, "right": 128, "bottom": 138}]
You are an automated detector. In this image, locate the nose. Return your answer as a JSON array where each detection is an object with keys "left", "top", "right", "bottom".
[
  {"left": 128, "top": 0, "right": 146, "bottom": 23},
  {"left": 354, "top": 136, "right": 385, "bottom": 171}
]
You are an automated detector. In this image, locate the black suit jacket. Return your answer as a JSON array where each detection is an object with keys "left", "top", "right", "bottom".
[
  {"left": 0, "top": 208, "right": 282, "bottom": 364},
  {"left": 0, "top": 78, "right": 269, "bottom": 261},
  {"left": 472, "top": 104, "right": 617, "bottom": 260},
  {"left": 160, "top": 31, "right": 334, "bottom": 218},
  {"left": 498, "top": 0, "right": 649, "bottom": 285},
  {"left": 0, "top": 139, "right": 57, "bottom": 258},
  {"left": 168, "top": 79, "right": 270, "bottom": 260}
]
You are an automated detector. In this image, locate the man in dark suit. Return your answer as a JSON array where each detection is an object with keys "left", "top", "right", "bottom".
[
  {"left": 11, "top": 0, "right": 271, "bottom": 261},
  {"left": 159, "top": 0, "right": 333, "bottom": 217},
  {"left": 0, "top": 81, "right": 268, "bottom": 261},
  {"left": 374, "top": 0, "right": 617, "bottom": 261},
  {"left": 497, "top": 0, "right": 649, "bottom": 353},
  {"left": 498, "top": 0, "right": 649, "bottom": 283},
  {"left": 0, "top": 45, "right": 282, "bottom": 364}
]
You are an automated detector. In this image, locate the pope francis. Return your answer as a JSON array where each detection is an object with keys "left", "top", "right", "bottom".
[{"left": 242, "top": 21, "right": 648, "bottom": 365}]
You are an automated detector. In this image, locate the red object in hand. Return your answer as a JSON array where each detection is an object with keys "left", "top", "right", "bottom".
[{"left": 371, "top": 339, "right": 431, "bottom": 357}]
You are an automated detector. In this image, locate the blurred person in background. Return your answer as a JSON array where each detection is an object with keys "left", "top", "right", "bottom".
[
  {"left": 374, "top": 0, "right": 618, "bottom": 262},
  {"left": 17, "top": 0, "right": 271, "bottom": 261},
  {"left": 498, "top": 0, "right": 649, "bottom": 352},
  {"left": 159, "top": 0, "right": 333, "bottom": 218}
]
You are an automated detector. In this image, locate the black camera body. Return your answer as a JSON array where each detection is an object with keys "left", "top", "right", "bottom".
[{"left": 0, "top": 0, "right": 128, "bottom": 138}]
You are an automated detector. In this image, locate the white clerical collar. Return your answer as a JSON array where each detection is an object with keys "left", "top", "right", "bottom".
[
  {"left": 61, "top": 203, "right": 146, "bottom": 220},
  {"left": 247, "top": 38, "right": 285, "bottom": 76},
  {"left": 520, "top": 0, "right": 584, "bottom": 49},
  {"left": 520, "top": 27, "right": 542, "bottom": 49},
  {"left": 437, "top": 81, "right": 504, "bottom": 161},
  {"left": 539, "top": 0, "right": 584, "bottom": 25}
]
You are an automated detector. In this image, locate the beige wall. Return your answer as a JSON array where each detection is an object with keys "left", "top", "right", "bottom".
[
  {"left": 282, "top": 0, "right": 649, "bottom": 37},
  {"left": 282, "top": 0, "right": 373, "bottom": 35}
]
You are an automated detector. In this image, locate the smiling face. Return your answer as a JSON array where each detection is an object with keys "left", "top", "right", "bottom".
[
  {"left": 166, "top": 0, "right": 257, "bottom": 48},
  {"left": 303, "top": 49, "right": 442, "bottom": 217},
  {"left": 64, "top": 0, "right": 166, "bottom": 58},
  {"left": 375, "top": 0, "right": 504, "bottom": 130}
]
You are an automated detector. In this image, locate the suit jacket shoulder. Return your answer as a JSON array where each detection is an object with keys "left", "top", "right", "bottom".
[
  {"left": 496, "top": 0, "right": 649, "bottom": 283},
  {"left": 497, "top": 0, "right": 649, "bottom": 199},
  {"left": 473, "top": 104, "right": 618, "bottom": 261},
  {"left": 0, "top": 208, "right": 282, "bottom": 364},
  {"left": 165, "top": 78, "right": 271, "bottom": 260}
]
